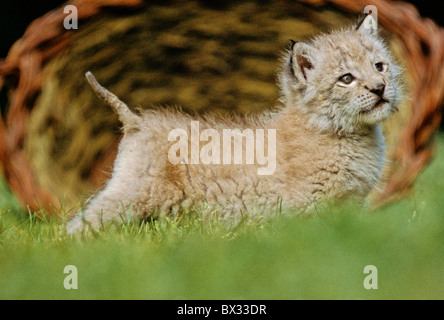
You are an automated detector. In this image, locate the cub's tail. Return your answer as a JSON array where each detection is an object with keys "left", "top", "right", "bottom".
[{"left": 85, "top": 71, "right": 140, "bottom": 127}]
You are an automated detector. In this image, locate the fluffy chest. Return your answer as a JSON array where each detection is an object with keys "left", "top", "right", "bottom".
[
  {"left": 279, "top": 126, "right": 386, "bottom": 201},
  {"left": 323, "top": 131, "right": 386, "bottom": 198}
]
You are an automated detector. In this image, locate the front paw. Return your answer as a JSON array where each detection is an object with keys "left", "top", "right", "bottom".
[
  {"left": 66, "top": 216, "right": 86, "bottom": 234},
  {"left": 66, "top": 213, "right": 100, "bottom": 235}
]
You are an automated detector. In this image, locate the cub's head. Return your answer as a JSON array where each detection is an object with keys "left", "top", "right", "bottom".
[{"left": 279, "top": 16, "right": 402, "bottom": 134}]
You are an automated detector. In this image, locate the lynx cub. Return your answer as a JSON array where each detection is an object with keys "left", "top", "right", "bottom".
[{"left": 67, "top": 17, "right": 401, "bottom": 233}]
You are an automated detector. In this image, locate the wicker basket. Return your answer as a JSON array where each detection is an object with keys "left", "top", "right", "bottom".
[{"left": 0, "top": 0, "right": 443, "bottom": 213}]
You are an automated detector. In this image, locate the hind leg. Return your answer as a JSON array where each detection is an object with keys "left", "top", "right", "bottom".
[
  {"left": 66, "top": 179, "right": 137, "bottom": 234},
  {"left": 67, "top": 174, "right": 186, "bottom": 234}
]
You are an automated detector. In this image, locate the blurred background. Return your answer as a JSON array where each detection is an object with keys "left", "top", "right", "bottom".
[
  {"left": 0, "top": 1, "right": 441, "bottom": 59},
  {"left": 0, "top": 0, "right": 442, "bottom": 118}
]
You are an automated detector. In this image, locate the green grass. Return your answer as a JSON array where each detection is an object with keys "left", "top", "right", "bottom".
[{"left": 0, "top": 136, "right": 443, "bottom": 300}]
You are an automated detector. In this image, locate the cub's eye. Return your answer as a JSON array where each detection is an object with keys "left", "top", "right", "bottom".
[
  {"left": 338, "top": 73, "right": 355, "bottom": 85},
  {"left": 375, "top": 62, "right": 386, "bottom": 72}
]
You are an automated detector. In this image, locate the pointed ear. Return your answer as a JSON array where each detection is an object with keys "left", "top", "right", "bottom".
[
  {"left": 289, "top": 40, "right": 314, "bottom": 84},
  {"left": 356, "top": 12, "right": 378, "bottom": 36}
]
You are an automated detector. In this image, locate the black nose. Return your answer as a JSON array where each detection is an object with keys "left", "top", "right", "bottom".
[{"left": 371, "top": 83, "right": 385, "bottom": 97}]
